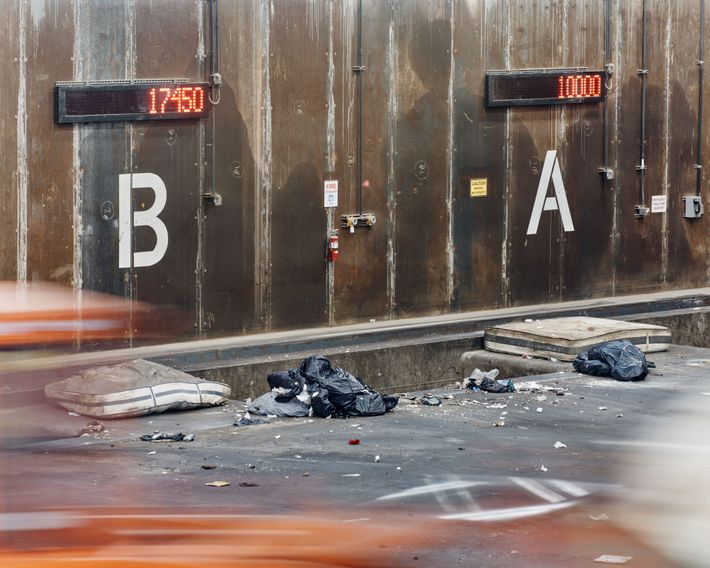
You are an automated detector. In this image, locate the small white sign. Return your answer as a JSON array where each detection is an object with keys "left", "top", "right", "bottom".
[
  {"left": 651, "top": 195, "right": 667, "bottom": 213},
  {"left": 324, "top": 180, "right": 339, "bottom": 208}
]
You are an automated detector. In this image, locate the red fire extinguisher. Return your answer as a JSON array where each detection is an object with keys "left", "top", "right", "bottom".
[{"left": 327, "top": 232, "right": 339, "bottom": 262}]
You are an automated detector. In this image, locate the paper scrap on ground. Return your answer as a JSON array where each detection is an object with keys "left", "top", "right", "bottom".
[{"left": 205, "top": 481, "right": 230, "bottom": 488}]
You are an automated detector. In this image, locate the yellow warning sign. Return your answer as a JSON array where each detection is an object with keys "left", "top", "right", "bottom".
[{"left": 470, "top": 178, "right": 488, "bottom": 197}]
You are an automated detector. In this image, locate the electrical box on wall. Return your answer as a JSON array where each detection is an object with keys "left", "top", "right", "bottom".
[{"left": 682, "top": 196, "right": 704, "bottom": 218}]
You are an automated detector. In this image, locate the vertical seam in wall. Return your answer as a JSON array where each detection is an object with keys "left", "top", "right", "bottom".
[
  {"left": 126, "top": 0, "right": 136, "bottom": 345},
  {"left": 386, "top": 10, "right": 397, "bottom": 319},
  {"left": 661, "top": 2, "right": 671, "bottom": 285},
  {"left": 502, "top": 0, "right": 511, "bottom": 307},
  {"left": 611, "top": 0, "right": 621, "bottom": 296},
  {"left": 558, "top": 0, "right": 569, "bottom": 302},
  {"left": 259, "top": 0, "right": 273, "bottom": 330},
  {"left": 445, "top": 0, "right": 456, "bottom": 309},
  {"left": 326, "top": 0, "right": 336, "bottom": 326},
  {"left": 71, "top": 0, "right": 83, "bottom": 293},
  {"left": 17, "top": 1, "right": 28, "bottom": 283},
  {"left": 196, "top": 0, "right": 206, "bottom": 336}
]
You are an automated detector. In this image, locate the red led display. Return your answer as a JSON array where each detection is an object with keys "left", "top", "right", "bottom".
[
  {"left": 56, "top": 81, "right": 211, "bottom": 123},
  {"left": 486, "top": 69, "right": 606, "bottom": 107},
  {"left": 557, "top": 74, "right": 603, "bottom": 100}
]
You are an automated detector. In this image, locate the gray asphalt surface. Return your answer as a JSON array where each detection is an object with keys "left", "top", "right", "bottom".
[{"left": 2, "top": 345, "right": 708, "bottom": 566}]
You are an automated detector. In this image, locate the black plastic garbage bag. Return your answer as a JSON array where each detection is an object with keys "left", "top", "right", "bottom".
[
  {"left": 248, "top": 391, "right": 311, "bottom": 417},
  {"left": 480, "top": 378, "right": 516, "bottom": 393},
  {"left": 267, "top": 370, "right": 305, "bottom": 403},
  {"left": 573, "top": 340, "right": 653, "bottom": 381},
  {"left": 298, "top": 355, "right": 398, "bottom": 418}
]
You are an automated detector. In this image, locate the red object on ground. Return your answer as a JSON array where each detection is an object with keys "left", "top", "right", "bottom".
[{"left": 348, "top": 439, "right": 360, "bottom": 446}]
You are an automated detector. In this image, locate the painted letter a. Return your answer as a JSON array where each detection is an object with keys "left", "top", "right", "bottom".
[{"left": 118, "top": 173, "right": 169, "bottom": 269}]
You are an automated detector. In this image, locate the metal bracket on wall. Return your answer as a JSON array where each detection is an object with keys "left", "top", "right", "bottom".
[
  {"left": 203, "top": 192, "right": 223, "bottom": 206},
  {"left": 634, "top": 205, "right": 650, "bottom": 218},
  {"left": 341, "top": 213, "right": 376, "bottom": 233},
  {"left": 598, "top": 167, "right": 614, "bottom": 180}
]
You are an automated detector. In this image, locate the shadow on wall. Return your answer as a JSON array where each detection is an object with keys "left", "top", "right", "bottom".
[{"left": 394, "top": 16, "right": 540, "bottom": 314}]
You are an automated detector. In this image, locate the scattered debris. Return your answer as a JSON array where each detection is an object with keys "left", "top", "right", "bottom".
[
  {"left": 201, "top": 464, "right": 217, "bottom": 470},
  {"left": 239, "top": 482, "right": 259, "bottom": 488},
  {"left": 486, "top": 403, "right": 507, "bottom": 409},
  {"left": 234, "top": 416, "right": 268, "bottom": 427},
  {"left": 342, "top": 473, "right": 362, "bottom": 477},
  {"left": 147, "top": 451, "right": 157, "bottom": 456},
  {"left": 554, "top": 441, "right": 567, "bottom": 449},
  {"left": 516, "top": 382, "right": 568, "bottom": 395},
  {"left": 494, "top": 420, "right": 506, "bottom": 427},
  {"left": 540, "top": 465, "right": 548, "bottom": 472},
  {"left": 68, "top": 411, "right": 81, "bottom": 417},
  {"left": 589, "top": 513, "right": 610, "bottom": 521},
  {"left": 464, "top": 368, "right": 516, "bottom": 393},
  {"left": 348, "top": 439, "right": 361, "bottom": 445},
  {"left": 247, "top": 464, "right": 256, "bottom": 469},
  {"left": 616, "top": 414, "right": 624, "bottom": 418},
  {"left": 536, "top": 407, "right": 544, "bottom": 413},
  {"left": 594, "top": 555, "right": 633, "bottom": 564},
  {"left": 205, "top": 481, "right": 230, "bottom": 488},
  {"left": 140, "top": 432, "right": 195, "bottom": 442},
  {"left": 420, "top": 396, "right": 442, "bottom": 406},
  {"left": 374, "top": 455, "right": 381, "bottom": 463},
  {"left": 598, "top": 407, "right": 608, "bottom": 411},
  {"left": 78, "top": 421, "right": 104, "bottom": 436}
]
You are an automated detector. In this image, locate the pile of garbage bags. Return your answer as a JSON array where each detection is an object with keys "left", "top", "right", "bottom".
[
  {"left": 573, "top": 340, "right": 654, "bottom": 381},
  {"left": 248, "top": 355, "right": 399, "bottom": 419}
]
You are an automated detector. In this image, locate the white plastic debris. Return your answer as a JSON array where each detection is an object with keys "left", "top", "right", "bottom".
[
  {"left": 540, "top": 465, "right": 548, "bottom": 472},
  {"left": 599, "top": 406, "right": 608, "bottom": 411},
  {"left": 536, "top": 407, "right": 544, "bottom": 413},
  {"left": 342, "top": 473, "right": 361, "bottom": 477},
  {"left": 594, "top": 555, "right": 633, "bottom": 564},
  {"left": 554, "top": 441, "right": 567, "bottom": 449},
  {"left": 589, "top": 513, "right": 611, "bottom": 521},
  {"left": 374, "top": 455, "right": 381, "bottom": 463}
]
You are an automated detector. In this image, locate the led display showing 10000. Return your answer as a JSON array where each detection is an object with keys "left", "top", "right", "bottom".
[
  {"left": 56, "top": 80, "right": 211, "bottom": 123},
  {"left": 486, "top": 69, "right": 607, "bottom": 107}
]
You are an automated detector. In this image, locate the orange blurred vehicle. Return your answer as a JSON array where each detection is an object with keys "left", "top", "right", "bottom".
[
  {"left": 0, "top": 509, "right": 433, "bottom": 568},
  {"left": 0, "top": 282, "right": 156, "bottom": 350}
]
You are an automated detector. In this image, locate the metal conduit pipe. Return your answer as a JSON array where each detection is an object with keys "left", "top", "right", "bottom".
[
  {"left": 696, "top": 0, "right": 705, "bottom": 198},
  {"left": 636, "top": 0, "right": 649, "bottom": 217},
  {"left": 355, "top": 0, "right": 364, "bottom": 215},
  {"left": 601, "top": 0, "right": 612, "bottom": 178},
  {"left": 204, "top": 0, "right": 222, "bottom": 206}
]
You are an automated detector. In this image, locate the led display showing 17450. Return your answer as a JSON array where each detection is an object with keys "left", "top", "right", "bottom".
[
  {"left": 486, "top": 70, "right": 606, "bottom": 107},
  {"left": 55, "top": 81, "right": 211, "bottom": 123}
]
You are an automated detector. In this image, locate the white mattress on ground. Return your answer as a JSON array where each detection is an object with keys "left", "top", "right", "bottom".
[
  {"left": 484, "top": 317, "right": 671, "bottom": 362},
  {"left": 44, "top": 359, "right": 231, "bottom": 419}
]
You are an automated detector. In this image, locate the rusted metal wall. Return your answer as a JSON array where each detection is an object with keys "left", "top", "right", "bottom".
[{"left": 2, "top": 0, "right": 708, "bottom": 342}]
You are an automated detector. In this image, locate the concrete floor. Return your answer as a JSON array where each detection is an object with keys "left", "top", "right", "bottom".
[{"left": 2, "top": 345, "right": 709, "bottom": 566}]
